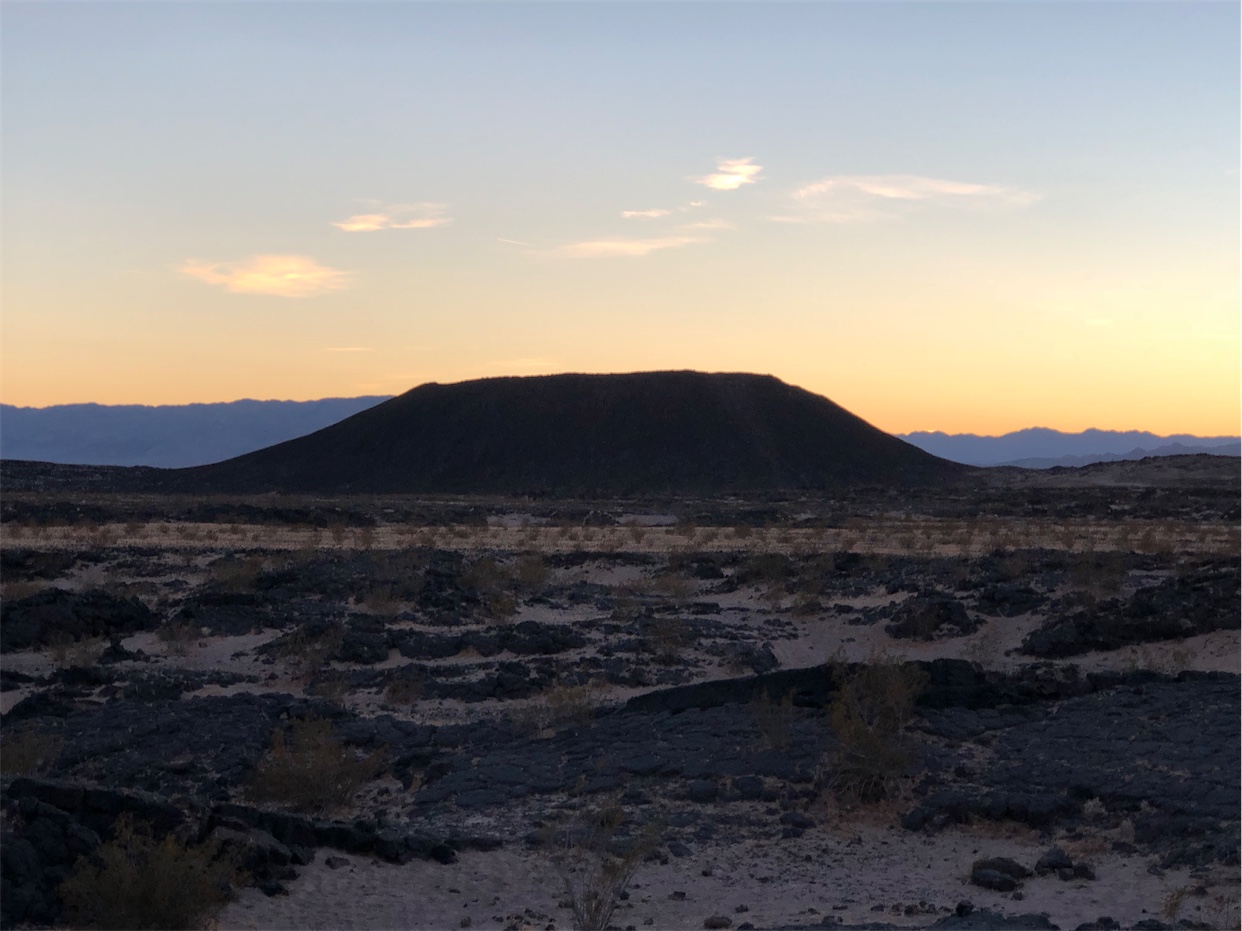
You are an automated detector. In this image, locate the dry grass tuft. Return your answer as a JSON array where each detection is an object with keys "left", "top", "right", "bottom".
[
  {"left": 822, "top": 656, "right": 928, "bottom": 805},
  {"left": 248, "top": 716, "right": 387, "bottom": 814},
  {"left": 750, "top": 688, "right": 795, "bottom": 751},
  {"left": 59, "top": 814, "right": 238, "bottom": 930},
  {"left": 542, "top": 798, "right": 659, "bottom": 931},
  {"left": 1, "top": 725, "right": 64, "bottom": 775},
  {"left": 513, "top": 680, "right": 604, "bottom": 734}
]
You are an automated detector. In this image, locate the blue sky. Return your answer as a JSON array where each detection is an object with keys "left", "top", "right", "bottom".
[{"left": 3, "top": 2, "right": 1237, "bottom": 433}]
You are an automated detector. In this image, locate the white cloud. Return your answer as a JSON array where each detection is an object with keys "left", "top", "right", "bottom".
[
  {"left": 681, "top": 218, "right": 735, "bottom": 230},
  {"left": 777, "top": 174, "right": 1039, "bottom": 223},
  {"left": 621, "top": 209, "right": 672, "bottom": 219},
  {"left": 333, "top": 202, "right": 451, "bottom": 232},
  {"left": 695, "top": 157, "right": 763, "bottom": 191},
  {"left": 559, "top": 236, "right": 704, "bottom": 258},
  {"left": 793, "top": 174, "right": 1038, "bottom": 205},
  {"left": 180, "top": 255, "right": 350, "bottom": 297}
]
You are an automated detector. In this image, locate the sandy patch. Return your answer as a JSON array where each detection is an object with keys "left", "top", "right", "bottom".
[{"left": 219, "top": 819, "right": 1236, "bottom": 930}]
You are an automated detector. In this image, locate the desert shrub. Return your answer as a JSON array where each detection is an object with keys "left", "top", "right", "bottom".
[
  {"left": 462, "top": 556, "right": 519, "bottom": 620},
  {"left": 248, "top": 716, "right": 387, "bottom": 814},
  {"left": 305, "top": 671, "right": 351, "bottom": 702},
  {"left": 463, "top": 555, "right": 506, "bottom": 591},
  {"left": 750, "top": 688, "right": 794, "bottom": 750},
  {"left": 1, "top": 579, "right": 49, "bottom": 600},
  {"left": 48, "top": 633, "right": 106, "bottom": 669},
  {"left": 822, "top": 657, "right": 929, "bottom": 804},
  {"left": 58, "top": 814, "right": 237, "bottom": 930},
  {"left": 209, "top": 554, "right": 265, "bottom": 593},
  {"left": 651, "top": 571, "right": 694, "bottom": 603},
  {"left": 483, "top": 591, "right": 519, "bottom": 622},
  {"left": 385, "top": 672, "right": 425, "bottom": 706},
  {"left": 157, "top": 619, "right": 200, "bottom": 656},
  {"left": 273, "top": 621, "right": 345, "bottom": 673},
  {"left": 543, "top": 799, "right": 659, "bottom": 931},
  {"left": 737, "top": 553, "right": 791, "bottom": 585},
  {"left": 1, "top": 725, "right": 64, "bottom": 775},
  {"left": 360, "top": 584, "right": 403, "bottom": 617},
  {"left": 1068, "top": 552, "right": 1128, "bottom": 596},
  {"left": 514, "top": 554, "right": 550, "bottom": 593},
  {"left": 640, "top": 616, "right": 693, "bottom": 663},
  {"left": 513, "top": 680, "right": 603, "bottom": 734}
]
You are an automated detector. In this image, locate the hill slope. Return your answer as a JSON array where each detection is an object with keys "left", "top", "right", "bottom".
[{"left": 177, "top": 371, "right": 967, "bottom": 494}]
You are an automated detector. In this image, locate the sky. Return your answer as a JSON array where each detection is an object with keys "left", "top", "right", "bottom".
[{"left": 3, "top": 2, "right": 1238, "bottom": 436}]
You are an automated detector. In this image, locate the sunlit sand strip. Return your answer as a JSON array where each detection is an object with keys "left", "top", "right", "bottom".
[{"left": 2, "top": 518, "right": 1237, "bottom": 556}]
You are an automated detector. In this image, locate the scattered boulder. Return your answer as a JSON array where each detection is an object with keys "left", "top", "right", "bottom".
[
  {"left": 930, "top": 908, "right": 1060, "bottom": 929},
  {"left": 970, "top": 857, "right": 1031, "bottom": 892},
  {"left": 886, "top": 595, "right": 978, "bottom": 641},
  {"left": 1, "top": 589, "right": 155, "bottom": 651},
  {"left": 1034, "top": 847, "right": 1073, "bottom": 875}
]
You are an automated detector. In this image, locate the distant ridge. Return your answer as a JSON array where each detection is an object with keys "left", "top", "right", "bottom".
[
  {"left": 172, "top": 371, "right": 967, "bottom": 495},
  {"left": 0, "top": 397, "right": 391, "bottom": 468},
  {"left": 902, "top": 428, "right": 1241, "bottom": 468}
]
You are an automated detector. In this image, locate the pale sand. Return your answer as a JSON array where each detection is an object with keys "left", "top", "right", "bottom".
[{"left": 220, "top": 820, "right": 1237, "bottom": 930}]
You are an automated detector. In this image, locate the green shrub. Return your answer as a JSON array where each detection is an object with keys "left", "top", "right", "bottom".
[
  {"left": 248, "top": 716, "right": 387, "bottom": 814},
  {"left": 823, "top": 658, "right": 928, "bottom": 804},
  {"left": 58, "top": 814, "right": 237, "bottom": 930}
]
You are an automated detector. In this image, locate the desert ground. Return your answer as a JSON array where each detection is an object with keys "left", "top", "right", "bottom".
[{"left": 2, "top": 462, "right": 1239, "bottom": 930}]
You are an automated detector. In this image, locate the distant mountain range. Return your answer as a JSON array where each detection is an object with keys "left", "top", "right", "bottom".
[
  {"left": 901, "top": 428, "right": 1240, "bottom": 468},
  {"left": 0, "top": 397, "right": 391, "bottom": 468},
  {"left": 2, "top": 394, "right": 1236, "bottom": 473}
]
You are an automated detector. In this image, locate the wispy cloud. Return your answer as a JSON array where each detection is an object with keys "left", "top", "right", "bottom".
[
  {"left": 180, "top": 255, "right": 350, "bottom": 297},
  {"left": 776, "top": 173, "right": 1039, "bottom": 223},
  {"left": 682, "top": 218, "right": 734, "bottom": 230},
  {"left": 332, "top": 202, "right": 451, "bottom": 232},
  {"left": 497, "top": 237, "right": 535, "bottom": 247},
  {"left": 621, "top": 208, "right": 672, "bottom": 219},
  {"left": 794, "top": 175, "right": 1037, "bottom": 204},
  {"left": 695, "top": 157, "right": 763, "bottom": 191},
  {"left": 559, "top": 236, "right": 704, "bottom": 258}
]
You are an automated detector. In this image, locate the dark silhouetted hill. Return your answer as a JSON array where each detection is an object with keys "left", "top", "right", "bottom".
[{"left": 169, "top": 372, "right": 967, "bottom": 495}]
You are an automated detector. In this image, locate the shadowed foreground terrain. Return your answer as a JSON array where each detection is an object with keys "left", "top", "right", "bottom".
[{"left": 0, "top": 456, "right": 1238, "bottom": 930}]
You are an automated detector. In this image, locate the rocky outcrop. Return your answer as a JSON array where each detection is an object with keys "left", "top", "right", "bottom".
[{"left": 0, "top": 589, "right": 154, "bottom": 652}]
